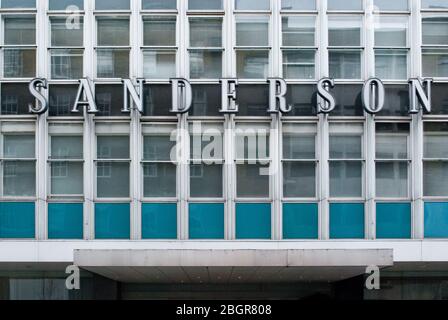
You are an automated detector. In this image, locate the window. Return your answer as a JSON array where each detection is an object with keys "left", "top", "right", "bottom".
[
  {"left": 422, "top": 15, "right": 448, "bottom": 77},
  {"left": 96, "top": 124, "right": 130, "bottom": 198},
  {"left": 189, "top": 0, "right": 223, "bottom": 10},
  {"left": 282, "top": 16, "right": 316, "bottom": 79},
  {"left": 142, "top": 124, "right": 177, "bottom": 198},
  {"left": 374, "top": 16, "right": 408, "bottom": 79},
  {"left": 95, "top": 0, "right": 130, "bottom": 10},
  {"left": 189, "top": 18, "right": 223, "bottom": 79},
  {"left": 283, "top": 124, "right": 317, "bottom": 198},
  {"left": 235, "top": 123, "right": 270, "bottom": 198},
  {"left": 329, "top": 123, "right": 363, "bottom": 198},
  {"left": 376, "top": 123, "right": 410, "bottom": 198},
  {"left": 49, "top": 0, "right": 84, "bottom": 10},
  {"left": 2, "top": 16, "right": 36, "bottom": 78},
  {"left": 1, "top": 126, "right": 36, "bottom": 197},
  {"left": 49, "top": 124, "right": 83, "bottom": 196},
  {"left": 96, "top": 18, "right": 129, "bottom": 78},
  {"left": 374, "top": 0, "right": 408, "bottom": 11},
  {"left": 235, "top": 16, "right": 270, "bottom": 79},
  {"left": 424, "top": 123, "right": 448, "bottom": 197},
  {"left": 143, "top": 16, "right": 177, "bottom": 79},
  {"left": 50, "top": 17, "right": 84, "bottom": 79},
  {"left": 327, "top": 0, "right": 362, "bottom": 11},
  {"left": 281, "top": 0, "right": 316, "bottom": 11},
  {"left": 190, "top": 123, "right": 223, "bottom": 198},
  {"left": 328, "top": 16, "right": 362, "bottom": 79},
  {"left": 235, "top": 0, "right": 270, "bottom": 11},
  {"left": 1, "top": 0, "right": 35, "bottom": 8},
  {"left": 1, "top": 83, "right": 34, "bottom": 115},
  {"left": 142, "top": 0, "right": 176, "bottom": 10}
]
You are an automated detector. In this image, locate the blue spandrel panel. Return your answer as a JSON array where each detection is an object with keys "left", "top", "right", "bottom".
[
  {"left": 425, "top": 202, "right": 448, "bottom": 238},
  {"left": 0, "top": 202, "right": 35, "bottom": 239},
  {"left": 189, "top": 203, "right": 224, "bottom": 239},
  {"left": 283, "top": 203, "right": 318, "bottom": 239},
  {"left": 376, "top": 203, "right": 411, "bottom": 239},
  {"left": 236, "top": 203, "right": 271, "bottom": 239},
  {"left": 48, "top": 203, "right": 83, "bottom": 239},
  {"left": 330, "top": 203, "right": 365, "bottom": 239},
  {"left": 142, "top": 203, "right": 177, "bottom": 239},
  {"left": 95, "top": 203, "right": 130, "bottom": 239}
]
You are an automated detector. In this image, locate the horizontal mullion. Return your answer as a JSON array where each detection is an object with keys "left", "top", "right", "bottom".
[
  {"left": 282, "top": 159, "right": 318, "bottom": 162},
  {"left": 141, "top": 160, "right": 177, "bottom": 164},
  {"left": 94, "top": 159, "right": 131, "bottom": 162},
  {"left": 0, "top": 158, "right": 36, "bottom": 162},
  {"left": 188, "top": 47, "right": 224, "bottom": 51}
]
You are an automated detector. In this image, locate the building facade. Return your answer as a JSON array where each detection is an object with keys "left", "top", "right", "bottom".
[{"left": 1, "top": 0, "right": 448, "bottom": 300}]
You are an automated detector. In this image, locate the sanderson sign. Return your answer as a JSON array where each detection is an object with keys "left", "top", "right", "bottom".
[{"left": 27, "top": 77, "right": 433, "bottom": 115}]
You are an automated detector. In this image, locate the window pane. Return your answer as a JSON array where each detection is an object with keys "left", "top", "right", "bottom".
[
  {"left": 424, "top": 162, "right": 448, "bottom": 196},
  {"left": 281, "top": 0, "right": 316, "bottom": 10},
  {"left": 95, "top": 84, "right": 125, "bottom": 116},
  {"left": 424, "top": 123, "right": 448, "bottom": 158},
  {"left": 143, "top": 17, "right": 176, "bottom": 46},
  {"left": 329, "top": 50, "right": 361, "bottom": 79},
  {"left": 143, "top": 163, "right": 176, "bottom": 197},
  {"left": 3, "top": 49, "right": 36, "bottom": 78},
  {"left": 143, "top": 84, "right": 172, "bottom": 116},
  {"left": 4, "top": 136, "right": 35, "bottom": 159},
  {"left": 49, "top": 0, "right": 84, "bottom": 10},
  {"left": 143, "top": 50, "right": 176, "bottom": 79},
  {"left": 376, "top": 162, "right": 408, "bottom": 198},
  {"left": 95, "top": 0, "right": 129, "bottom": 10},
  {"left": 51, "top": 162, "right": 83, "bottom": 195},
  {"left": 283, "top": 162, "right": 316, "bottom": 198},
  {"left": 51, "top": 49, "right": 83, "bottom": 80},
  {"left": 376, "top": 136, "right": 408, "bottom": 159},
  {"left": 190, "top": 164, "right": 222, "bottom": 198},
  {"left": 375, "top": 49, "right": 407, "bottom": 80},
  {"left": 330, "top": 162, "right": 362, "bottom": 198},
  {"left": 190, "top": 85, "right": 222, "bottom": 116},
  {"left": 282, "top": 16, "right": 315, "bottom": 46},
  {"left": 283, "top": 50, "right": 315, "bottom": 79},
  {"left": 422, "top": 16, "right": 448, "bottom": 45},
  {"left": 190, "top": 18, "right": 222, "bottom": 47},
  {"left": 374, "top": 0, "right": 408, "bottom": 11},
  {"left": 97, "top": 162, "right": 129, "bottom": 197},
  {"left": 1, "top": 84, "right": 34, "bottom": 115},
  {"left": 422, "top": 0, "right": 448, "bottom": 9},
  {"left": 189, "top": 0, "right": 222, "bottom": 10},
  {"left": 330, "top": 136, "right": 362, "bottom": 159},
  {"left": 236, "top": 16, "right": 269, "bottom": 46},
  {"left": 235, "top": 0, "right": 269, "bottom": 10},
  {"left": 97, "top": 49, "right": 129, "bottom": 78},
  {"left": 235, "top": 126, "right": 270, "bottom": 160},
  {"left": 283, "top": 128, "right": 316, "bottom": 159},
  {"left": 97, "top": 18, "right": 129, "bottom": 46},
  {"left": 236, "top": 50, "right": 269, "bottom": 79},
  {"left": 51, "top": 136, "right": 83, "bottom": 159},
  {"left": 97, "top": 136, "right": 129, "bottom": 159},
  {"left": 237, "top": 164, "right": 270, "bottom": 198},
  {"left": 49, "top": 85, "right": 79, "bottom": 116},
  {"left": 142, "top": 0, "right": 176, "bottom": 10},
  {"left": 375, "top": 17, "right": 407, "bottom": 47},
  {"left": 4, "top": 17, "right": 36, "bottom": 45},
  {"left": 190, "top": 50, "right": 222, "bottom": 79},
  {"left": 3, "top": 161, "right": 35, "bottom": 197},
  {"left": 144, "top": 136, "right": 175, "bottom": 161},
  {"left": 328, "top": 16, "right": 361, "bottom": 46},
  {"left": 423, "top": 49, "right": 448, "bottom": 77},
  {"left": 51, "top": 17, "right": 83, "bottom": 47},
  {"left": 327, "top": 0, "right": 362, "bottom": 10},
  {"left": 1, "top": 0, "right": 35, "bottom": 8}
]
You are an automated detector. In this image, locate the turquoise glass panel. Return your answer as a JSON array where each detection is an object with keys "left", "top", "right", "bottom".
[
  {"left": 48, "top": 203, "right": 83, "bottom": 239},
  {"left": 376, "top": 203, "right": 411, "bottom": 239},
  {"left": 236, "top": 203, "right": 271, "bottom": 239},
  {"left": 283, "top": 203, "right": 318, "bottom": 239},
  {"left": 330, "top": 203, "right": 365, "bottom": 239},
  {"left": 189, "top": 203, "right": 224, "bottom": 239},
  {"left": 425, "top": 202, "right": 448, "bottom": 238},
  {"left": 95, "top": 203, "right": 130, "bottom": 239},
  {"left": 142, "top": 203, "right": 177, "bottom": 239},
  {"left": 0, "top": 202, "right": 35, "bottom": 239}
]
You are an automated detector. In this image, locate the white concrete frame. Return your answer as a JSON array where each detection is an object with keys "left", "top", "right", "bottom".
[{"left": 0, "top": 0, "right": 446, "bottom": 243}]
